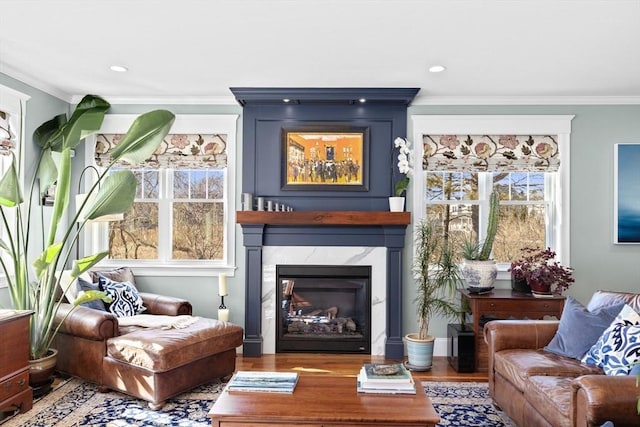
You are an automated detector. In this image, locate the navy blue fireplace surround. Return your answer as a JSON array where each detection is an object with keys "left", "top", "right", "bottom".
[{"left": 231, "top": 88, "right": 419, "bottom": 359}]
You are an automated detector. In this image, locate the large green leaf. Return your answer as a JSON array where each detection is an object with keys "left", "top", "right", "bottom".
[
  {"left": 32, "top": 242, "right": 63, "bottom": 279},
  {"left": 73, "top": 289, "right": 112, "bottom": 306},
  {"left": 84, "top": 170, "right": 136, "bottom": 220},
  {"left": 71, "top": 251, "right": 108, "bottom": 277},
  {"left": 38, "top": 149, "right": 57, "bottom": 197},
  {"left": 110, "top": 110, "right": 175, "bottom": 164},
  {"left": 46, "top": 148, "right": 72, "bottom": 246},
  {"left": 33, "top": 113, "right": 66, "bottom": 150},
  {"left": 59, "top": 95, "right": 110, "bottom": 151},
  {"left": 0, "top": 158, "right": 23, "bottom": 207}
]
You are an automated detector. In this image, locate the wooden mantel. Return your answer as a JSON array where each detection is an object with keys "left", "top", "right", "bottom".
[{"left": 236, "top": 211, "right": 411, "bottom": 226}]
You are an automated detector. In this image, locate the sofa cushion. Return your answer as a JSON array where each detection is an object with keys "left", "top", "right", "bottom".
[
  {"left": 544, "top": 296, "right": 625, "bottom": 359},
  {"left": 525, "top": 376, "right": 573, "bottom": 427},
  {"left": 494, "top": 349, "right": 602, "bottom": 391},
  {"left": 98, "top": 274, "right": 146, "bottom": 317},
  {"left": 587, "top": 290, "right": 640, "bottom": 313},
  {"left": 106, "top": 317, "right": 243, "bottom": 372},
  {"left": 91, "top": 267, "right": 137, "bottom": 287},
  {"left": 582, "top": 304, "right": 640, "bottom": 375}
]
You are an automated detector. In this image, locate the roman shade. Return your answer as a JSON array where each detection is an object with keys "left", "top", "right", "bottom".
[
  {"left": 95, "top": 133, "right": 228, "bottom": 169},
  {"left": 423, "top": 134, "right": 560, "bottom": 172},
  {"left": 0, "top": 110, "right": 16, "bottom": 155}
]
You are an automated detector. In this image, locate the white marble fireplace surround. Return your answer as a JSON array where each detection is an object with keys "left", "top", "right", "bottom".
[{"left": 261, "top": 246, "right": 387, "bottom": 355}]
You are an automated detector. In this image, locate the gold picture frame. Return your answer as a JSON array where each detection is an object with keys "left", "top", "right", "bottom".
[{"left": 281, "top": 126, "right": 369, "bottom": 191}]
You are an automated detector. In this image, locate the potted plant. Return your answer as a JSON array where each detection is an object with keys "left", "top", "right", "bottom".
[
  {"left": 461, "top": 191, "right": 499, "bottom": 289},
  {"left": 509, "top": 247, "right": 574, "bottom": 296},
  {"left": 389, "top": 137, "right": 413, "bottom": 211},
  {"left": 404, "top": 219, "right": 462, "bottom": 371},
  {"left": 0, "top": 95, "right": 174, "bottom": 381}
]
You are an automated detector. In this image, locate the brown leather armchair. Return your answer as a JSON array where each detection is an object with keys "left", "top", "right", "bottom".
[{"left": 53, "top": 292, "right": 243, "bottom": 409}]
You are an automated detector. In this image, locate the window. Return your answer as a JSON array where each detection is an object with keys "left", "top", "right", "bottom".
[
  {"left": 0, "top": 84, "right": 29, "bottom": 287},
  {"left": 85, "top": 114, "right": 238, "bottom": 276},
  {"left": 412, "top": 115, "right": 573, "bottom": 277}
]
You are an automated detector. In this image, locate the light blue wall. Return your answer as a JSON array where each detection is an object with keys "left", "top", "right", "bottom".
[
  {"left": 2, "top": 75, "right": 639, "bottom": 342},
  {"left": 406, "top": 104, "right": 640, "bottom": 338}
]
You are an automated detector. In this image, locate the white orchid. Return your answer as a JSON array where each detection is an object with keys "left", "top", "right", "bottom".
[{"left": 393, "top": 137, "right": 414, "bottom": 196}]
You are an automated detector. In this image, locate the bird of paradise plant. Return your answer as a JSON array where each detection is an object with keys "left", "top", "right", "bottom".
[{"left": 0, "top": 94, "right": 174, "bottom": 359}]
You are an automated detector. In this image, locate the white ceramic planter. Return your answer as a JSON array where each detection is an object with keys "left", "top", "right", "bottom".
[
  {"left": 462, "top": 259, "right": 498, "bottom": 288},
  {"left": 388, "top": 197, "right": 405, "bottom": 212}
]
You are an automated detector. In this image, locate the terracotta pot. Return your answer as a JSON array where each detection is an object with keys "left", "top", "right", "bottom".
[
  {"left": 29, "top": 348, "right": 57, "bottom": 397},
  {"left": 528, "top": 278, "right": 552, "bottom": 296}
]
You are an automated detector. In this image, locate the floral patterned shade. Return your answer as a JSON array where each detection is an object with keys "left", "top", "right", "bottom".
[
  {"left": 95, "top": 133, "right": 228, "bottom": 169},
  {"left": 422, "top": 134, "right": 560, "bottom": 172},
  {"left": 0, "top": 110, "right": 16, "bottom": 155}
]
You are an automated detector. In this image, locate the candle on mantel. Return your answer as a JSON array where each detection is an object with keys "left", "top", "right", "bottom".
[
  {"left": 218, "top": 308, "right": 230, "bottom": 322},
  {"left": 218, "top": 273, "right": 228, "bottom": 296}
]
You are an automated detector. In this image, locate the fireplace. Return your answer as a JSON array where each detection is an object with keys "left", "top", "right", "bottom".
[{"left": 276, "top": 265, "right": 371, "bottom": 353}]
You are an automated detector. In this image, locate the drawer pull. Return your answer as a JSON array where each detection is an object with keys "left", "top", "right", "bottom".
[{"left": 16, "top": 378, "right": 26, "bottom": 386}]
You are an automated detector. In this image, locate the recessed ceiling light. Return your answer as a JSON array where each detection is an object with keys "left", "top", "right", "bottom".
[
  {"left": 428, "top": 65, "right": 446, "bottom": 73},
  {"left": 109, "top": 65, "right": 128, "bottom": 73},
  {"left": 283, "top": 98, "right": 291, "bottom": 103},
  {"left": 358, "top": 98, "right": 366, "bottom": 103}
]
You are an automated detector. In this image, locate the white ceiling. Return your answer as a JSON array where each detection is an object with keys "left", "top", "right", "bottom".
[{"left": 1, "top": 0, "right": 639, "bottom": 105}]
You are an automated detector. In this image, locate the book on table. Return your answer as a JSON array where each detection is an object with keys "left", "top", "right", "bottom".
[
  {"left": 357, "top": 363, "right": 416, "bottom": 394},
  {"left": 226, "top": 371, "right": 299, "bottom": 393}
]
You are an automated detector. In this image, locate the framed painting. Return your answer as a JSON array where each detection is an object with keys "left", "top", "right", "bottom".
[
  {"left": 614, "top": 143, "right": 640, "bottom": 243},
  {"left": 281, "top": 125, "right": 369, "bottom": 191}
]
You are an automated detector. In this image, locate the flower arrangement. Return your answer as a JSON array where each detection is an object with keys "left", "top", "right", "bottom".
[
  {"left": 393, "top": 137, "right": 413, "bottom": 196},
  {"left": 509, "top": 247, "right": 575, "bottom": 295}
]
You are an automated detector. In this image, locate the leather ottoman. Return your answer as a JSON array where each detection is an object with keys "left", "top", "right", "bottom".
[{"left": 102, "top": 318, "right": 243, "bottom": 409}]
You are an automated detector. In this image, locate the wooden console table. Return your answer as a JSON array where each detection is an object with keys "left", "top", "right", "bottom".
[
  {"left": 0, "top": 310, "right": 33, "bottom": 419},
  {"left": 460, "top": 289, "right": 565, "bottom": 372}
]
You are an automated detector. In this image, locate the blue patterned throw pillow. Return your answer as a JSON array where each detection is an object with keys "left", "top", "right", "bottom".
[
  {"left": 98, "top": 274, "right": 146, "bottom": 318},
  {"left": 582, "top": 304, "right": 640, "bottom": 375}
]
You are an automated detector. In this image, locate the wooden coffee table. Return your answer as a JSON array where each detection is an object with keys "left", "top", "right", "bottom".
[{"left": 208, "top": 375, "right": 439, "bottom": 426}]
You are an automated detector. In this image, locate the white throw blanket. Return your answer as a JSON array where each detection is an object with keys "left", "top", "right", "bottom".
[{"left": 118, "top": 314, "right": 200, "bottom": 329}]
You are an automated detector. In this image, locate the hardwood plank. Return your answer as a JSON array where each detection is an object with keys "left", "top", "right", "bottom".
[{"left": 235, "top": 355, "right": 487, "bottom": 382}]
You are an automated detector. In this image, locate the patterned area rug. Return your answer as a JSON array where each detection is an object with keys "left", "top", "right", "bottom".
[{"left": 4, "top": 378, "right": 515, "bottom": 426}]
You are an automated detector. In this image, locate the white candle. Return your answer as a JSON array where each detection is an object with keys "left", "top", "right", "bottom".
[
  {"left": 218, "top": 273, "right": 227, "bottom": 296},
  {"left": 218, "top": 308, "right": 230, "bottom": 322}
]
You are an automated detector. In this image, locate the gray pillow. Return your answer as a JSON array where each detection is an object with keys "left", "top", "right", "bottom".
[
  {"left": 544, "top": 296, "right": 625, "bottom": 360},
  {"left": 75, "top": 277, "right": 106, "bottom": 311}
]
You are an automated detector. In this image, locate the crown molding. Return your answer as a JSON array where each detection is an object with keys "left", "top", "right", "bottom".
[
  {"left": 1, "top": 65, "right": 72, "bottom": 103},
  {"left": 70, "top": 95, "right": 239, "bottom": 106},
  {"left": 412, "top": 95, "right": 640, "bottom": 106}
]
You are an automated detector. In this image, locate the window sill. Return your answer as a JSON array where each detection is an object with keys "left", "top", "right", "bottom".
[{"left": 95, "top": 261, "right": 236, "bottom": 277}]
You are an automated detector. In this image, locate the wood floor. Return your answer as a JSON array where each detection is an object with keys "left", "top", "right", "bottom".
[{"left": 236, "top": 354, "right": 487, "bottom": 382}]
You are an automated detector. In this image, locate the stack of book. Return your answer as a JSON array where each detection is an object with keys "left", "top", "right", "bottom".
[
  {"left": 226, "top": 371, "right": 299, "bottom": 393},
  {"left": 356, "top": 363, "right": 416, "bottom": 395}
]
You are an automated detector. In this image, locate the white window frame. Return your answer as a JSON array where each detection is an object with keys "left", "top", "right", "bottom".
[
  {"left": 412, "top": 115, "right": 574, "bottom": 280},
  {"left": 84, "top": 114, "right": 238, "bottom": 277},
  {"left": 0, "top": 84, "right": 30, "bottom": 288}
]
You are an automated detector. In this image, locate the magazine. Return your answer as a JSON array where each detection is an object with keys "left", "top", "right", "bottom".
[
  {"left": 226, "top": 371, "right": 299, "bottom": 393},
  {"left": 360, "top": 363, "right": 413, "bottom": 384}
]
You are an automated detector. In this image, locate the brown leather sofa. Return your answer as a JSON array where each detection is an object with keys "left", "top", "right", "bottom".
[
  {"left": 53, "top": 291, "right": 243, "bottom": 409},
  {"left": 485, "top": 290, "right": 640, "bottom": 427}
]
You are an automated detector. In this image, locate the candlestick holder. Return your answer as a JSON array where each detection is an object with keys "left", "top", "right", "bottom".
[{"left": 218, "top": 296, "right": 230, "bottom": 321}]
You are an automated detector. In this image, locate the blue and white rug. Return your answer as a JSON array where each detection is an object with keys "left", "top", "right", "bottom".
[{"left": 5, "top": 378, "right": 515, "bottom": 426}]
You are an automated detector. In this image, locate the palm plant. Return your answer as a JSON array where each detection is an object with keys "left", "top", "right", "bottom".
[
  {"left": 0, "top": 94, "right": 174, "bottom": 359},
  {"left": 413, "top": 219, "right": 462, "bottom": 339}
]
